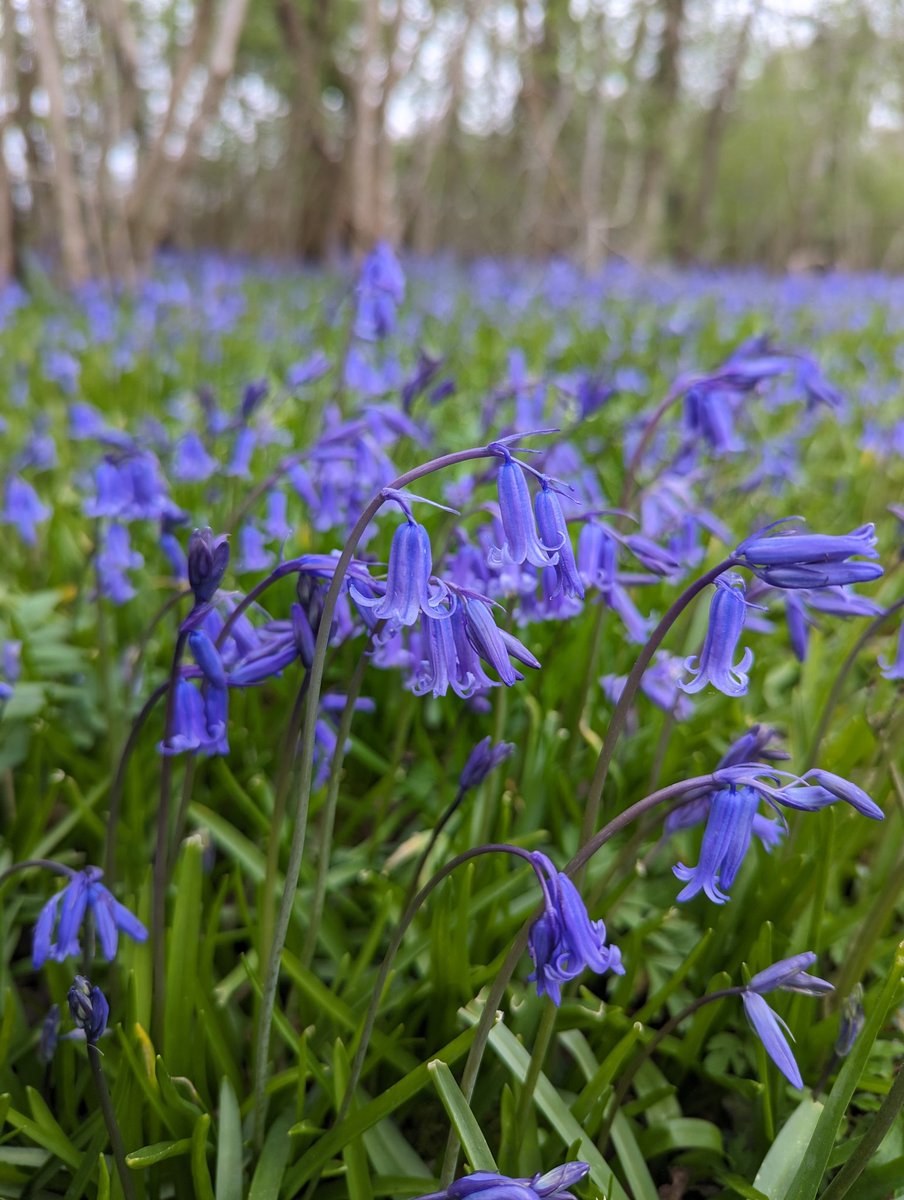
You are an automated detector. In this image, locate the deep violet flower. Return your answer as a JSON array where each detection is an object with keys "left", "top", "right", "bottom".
[
  {"left": 96, "top": 523, "right": 144, "bottom": 604},
  {"left": 489, "top": 449, "right": 560, "bottom": 570},
  {"left": 733, "top": 521, "right": 883, "bottom": 589},
  {"left": 187, "top": 528, "right": 230, "bottom": 604},
  {"left": 350, "top": 518, "right": 452, "bottom": 626},
  {"left": 67, "top": 976, "right": 109, "bottom": 1045},
  {"left": 527, "top": 851, "right": 624, "bottom": 1004},
  {"left": 740, "top": 956, "right": 833, "bottom": 1091},
  {"left": 679, "top": 575, "right": 753, "bottom": 696},
  {"left": 415, "top": 1162, "right": 590, "bottom": 1200},
  {"left": 534, "top": 479, "right": 583, "bottom": 599},
  {"left": 354, "top": 242, "right": 406, "bottom": 341},
  {"left": 459, "top": 737, "right": 514, "bottom": 792},
  {"left": 3, "top": 475, "right": 51, "bottom": 545},
  {"left": 33, "top": 867, "right": 147, "bottom": 968},
  {"left": 461, "top": 595, "right": 540, "bottom": 686},
  {"left": 880, "top": 623, "right": 904, "bottom": 680},
  {"left": 673, "top": 784, "right": 760, "bottom": 904}
]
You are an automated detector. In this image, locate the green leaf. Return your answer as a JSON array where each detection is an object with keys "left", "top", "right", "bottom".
[
  {"left": 467, "top": 1012, "right": 630, "bottom": 1200},
  {"left": 334, "top": 1040, "right": 374, "bottom": 1200},
  {"left": 609, "top": 1111, "right": 660, "bottom": 1200},
  {"left": 427, "top": 1060, "right": 497, "bottom": 1173},
  {"left": 191, "top": 1113, "right": 217, "bottom": 1200},
  {"left": 753, "top": 1098, "right": 824, "bottom": 1199},
  {"left": 215, "top": 1077, "right": 244, "bottom": 1200},
  {"left": 164, "top": 834, "right": 204, "bottom": 1074},
  {"left": 97, "top": 1154, "right": 110, "bottom": 1200},
  {"left": 126, "top": 1139, "right": 193, "bottom": 1168},
  {"left": 248, "top": 1109, "right": 294, "bottom": 1200},
  {"left": 285, "top": 1024, "right": 479, "bottom": 1193},
  {"left": 783, "top": 943, "right": 904, "bottom": 1200},
  {"left": 1, "top": 1098, "right": 80, "bottom": 1169},
  {"left": 637, "top": 1117, "right": 725, "bottom": 1158}
]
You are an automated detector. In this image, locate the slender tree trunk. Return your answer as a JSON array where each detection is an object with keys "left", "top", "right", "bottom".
[
  {"left": 630, "top": 0, "right": 685, "bottom": 261},
  {"left": 0, "top": 8, "right": 16, "bottom": 284},
  {"left": 28, "top": 0, "right": 91, "bottom": 283},
  {"left": 682, "top": 0, "right": 759, "bottom": 258},
  {"left": 350, "top": 0, "right": 382, "bottom": 250}
]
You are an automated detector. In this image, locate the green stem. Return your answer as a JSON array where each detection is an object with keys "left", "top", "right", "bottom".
[
  {"left": 301, "top": 643, "right": 371, "bottom": 967},
  {"left": 817, "top": 1066, "right": 904, "bottom": 1200},
  {"left": 152, "top": 631, "right": 187, "bottom": 1048},
  {"left": 578, "top": 559, "right": 734, "bottom": 850},
  {"left": 807, "top": 595, "right": 904, "bottom": 767},
  {"left": 598, "top": 989, "right": 740, "bottom": 1152},
  {"left": 439, "top": 774, "right": 718, "bottom": 1184},
  {"left": 513, "top": 999, "right": 558, "bottom": 1138}
]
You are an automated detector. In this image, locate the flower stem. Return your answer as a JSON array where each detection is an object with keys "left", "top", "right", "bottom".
[
  {"left": 439, "top": 775, "right": 717, "bottom": 1184},
  {"left": 152, "top": 630, "right": 187, "bottom": 1048},
  {"left": 579, "top": 559, "right": 735, "bottom": 849},
  {"left": 301, "top": 642, "right": 372, "bottom": 967},
  {"left": 251, "top": 444, "right": 501, "bottom": 1147},
  {"left": 806, "top": 595, "right": 904, "bottom": 767},
  {"left": 88, "top": 1042, "right": 136, "bottom": 1200},
  {"left": 597, "top": 987, "right": 741, "bottom": 1152}
]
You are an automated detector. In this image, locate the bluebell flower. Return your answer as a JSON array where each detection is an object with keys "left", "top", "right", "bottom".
[
  {"left": 733, "top": 521, "right": 882, "bottom": 589},
  {"left": 225, "top": 426, "right": 257, "bottom": 478},
  {"left": 173, "top": 431, "right": 216, "bottom": 482},
  {"left": 96, "top": 523, "right": 144, "bottom": 604},
  {"left": 416, "top": 1162, "right": 589, "bottom": 1200},
  {"left": 461, "top": 595, "right": 540, "bottom": 686},
  {"left": 679, "top": 575, "right": 753, "bottom": 696},
  {"left": 489, "top": 449, "right": 560, "bottom": 570},
  {"left": 741, "top": 993, "right": 804, "bottom": 1089},
  {"left": 187, "top": 528, "right": 230, "bottom": 604},
  {"left": 159, "top": 678, "right": 209, "bottom": 755},
  {"left": 739, "top": 955, "right": 833, "bottom": 1090},
  {"left": 673, "top": 785, "right": 760, "bottom": 904},
  {"left": 67, "top": 976, "right": 109, "bottom": 1045},
  {"left": 534, "top": 479, "right": 583, "bottom": 599},
  {"left": 240, "top": 378, "right": 269, "bottom": 419},
  {"left": 20, "top": 420, "right": 57, "bottom": 470},
  {"left": 3, "top": 475, "right": 51, "bottom": 545},
  {"left": 286, "top": 351, "right": 330, "bottom": 388},
  {"left": 189, "top": 630, "right": 228, "bottom": 688},
  {"left": 351, "top": 518, "right": 452, "bottom": 626},
  {"left": 459, "top": 737, "right": 514, "bottom": 792},
  {"left": 401, "top": 350, "right": 442, "bottom": 411},
  {"left": 799, "top": 769, "right": 884, "bottom": 820},
  {"left": 527, "top": 852, "right": 624, "bottom": 1004},
  {"left": 746, "top": 952, "right": 833, "bottom": 997},
  {"left": 354, "top": 242, "right": 405, "bottom": 341},
  {"left": 237, "top": 524, "right": 274, "bottom": 573},
  {"left": 264, "top": 490, "right": 292, "bottom": 544},
  {"left": 412, "top": 610, "right": 483, "bottom": 698},
  {"left": 33, "top": 866, "right": 148, "bottom": 967}
]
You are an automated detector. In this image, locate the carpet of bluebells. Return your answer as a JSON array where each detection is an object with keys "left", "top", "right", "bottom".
[{"left": 0, "top": 250, "right": 903, "bottom": 1200}]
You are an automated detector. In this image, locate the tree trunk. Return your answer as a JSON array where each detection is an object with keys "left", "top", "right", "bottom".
[
  {"left": 630, "top": 0, "right": 685, "bottom": 261},
  {"left": 350, "top": 0, "right": 382, "bottom": 251},
  {"left": 28, "top": 0, "right": 91, "bottom": 284},
  {"left": 681, "top": 1, "right": 759, "bottom": 258}
]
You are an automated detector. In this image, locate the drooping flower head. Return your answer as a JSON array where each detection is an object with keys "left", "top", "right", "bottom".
[
  {"left": 673, "top": 784, "right": 760, "bottom": 904},
  {"left": 527, "top": 852, "right": 624, "bottom": 1004},
  {"left": 534, "top": 478, "right": 583, "bottom": 599},
  {"left": 733, "top": 520, "right": 883, "bottom": 589},
  {"left": 33, "top": 867, "right": 148, "bottom": 968},
  {"left": 679, "top": 574, "right": 753, "bottom": 697},
  {"left": 350, "top": 514, "right": 452, "bottom": 627},
  {"left": 488, "top": 447, "right": 560, "bottom": 570},
  {"left": 415, "top": 1162, "right": 590, "bottom": 1200},
  {"left": 741, "top": 952, "right": 833, "bottom": 1089}
]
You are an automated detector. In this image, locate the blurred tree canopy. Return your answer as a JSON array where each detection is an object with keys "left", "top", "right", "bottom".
[{"left": 4, "top": 0, "right": 904, "bottom": 283}]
